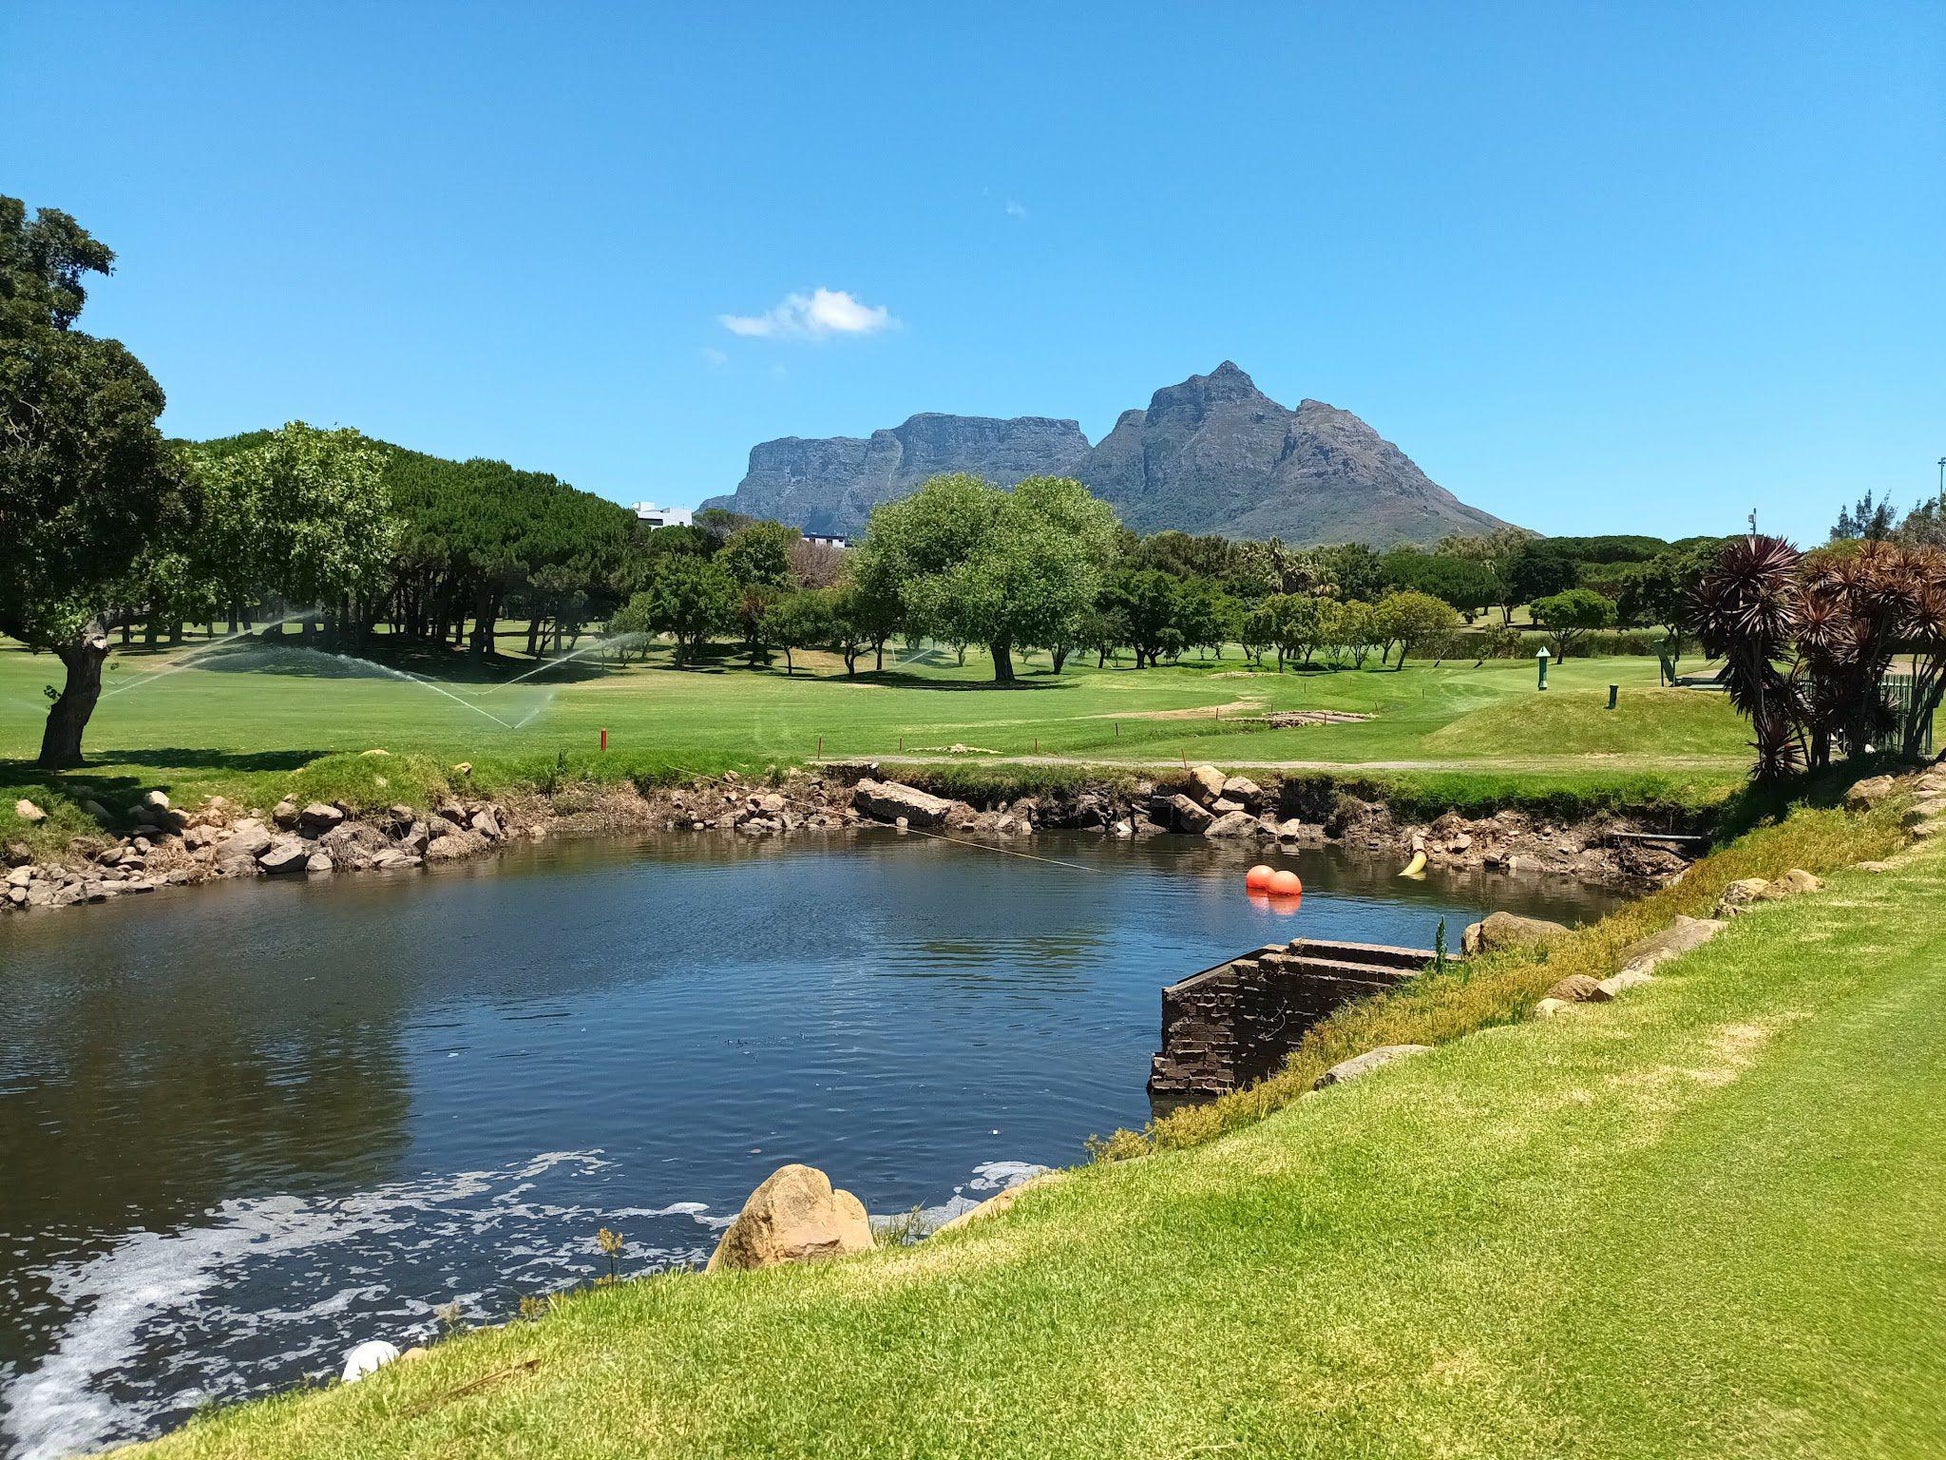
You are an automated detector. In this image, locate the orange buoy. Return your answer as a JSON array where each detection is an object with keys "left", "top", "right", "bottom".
[
  {"left": 1244, "top": 864, "right": 1275, "bottom": 891},
  {"left": 1267, "top": 869, "right": 1303, "bottom": 898}
]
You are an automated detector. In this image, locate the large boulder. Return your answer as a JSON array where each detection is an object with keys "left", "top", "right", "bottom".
[
  {"left": 14, "top": 799, "right": 47, "bottom": 824},
  {"left": 296, "top": 802, "right": 345, "bottom": 836},
  {"left": 1544, "top": 973, "right": 1611, "bottom": 1004},
  {"left": 425, "top": 829, "right": 488, "bottom": 862},
  {"left": 1185, "top": 764, "right": 1227, "bottom": 806},
  {"left": 1760, "top": 868, "right": 1822, "bottom": 900},
  {"left": 1613, "top": 915, "right": 1725, "bottom": 974},
  {"left": 1461, "top": 911, "right": 1571, "bottom": 957},
  {"left": 1844, "top": 775, "right": 1900, "bottom": 811},
  {"left": 1220, "top": 775, "right": 1264, "bottom": 808},
  {"left": 257, "top": 837, "right": 312, "bottom": 875},
  {"left": 1315, "top": 1044, "right": 1432, "bottom": 1089},
  {"left": 706, "top": 1164, "right": 874, "bottom": 1272},
  {"left": 852, "top": 779, "right": 955, "bottom": 829},
  {"left": 1713, "top": 877, "right": 1773, "bottom": 918},
  {"left": 1204, "top": 809, "right": 1259, "bottom": 839},
  {"left": 1158, "top": 793, "right": 1214, "bottom": 835},
  {"left": 214, "top": 819, "right": 275, "bottom": 870}
]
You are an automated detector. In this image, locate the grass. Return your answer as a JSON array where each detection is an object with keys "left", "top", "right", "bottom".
[
  {"left": 124, "top": 808, "right": 1943, "bottom": 1458},
  {"left": 2, "top": 635, "right": 1749, "bottom": 857}
]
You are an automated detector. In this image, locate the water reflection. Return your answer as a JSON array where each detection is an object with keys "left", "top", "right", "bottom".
[{"left": 0, "top": 831, "right": 1624, "bottom": 1457}]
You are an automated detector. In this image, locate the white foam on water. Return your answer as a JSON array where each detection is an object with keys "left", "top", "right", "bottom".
[
  {"left": 0, "top": 1151, "right": 719, "bottom": 1460},
  {"left": 2, "top": 1154, "right": 1052, "bottom": 1458}
]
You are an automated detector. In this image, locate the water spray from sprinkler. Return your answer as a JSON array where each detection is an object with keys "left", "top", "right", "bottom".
[{"left": 101, "top": 610, "right": 321, "bottom": 698}]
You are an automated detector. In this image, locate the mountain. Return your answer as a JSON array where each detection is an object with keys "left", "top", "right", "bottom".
[
  {"left": 706, "top": 413, "right": 1091, "bottom": 538},
  {"left": 701, "top": 363, "right": 1514, "bottom": 545}
]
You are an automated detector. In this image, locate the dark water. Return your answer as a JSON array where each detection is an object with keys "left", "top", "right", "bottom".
[{"left": 0, "top": 832, "right": 1622, "bottom": 1457}]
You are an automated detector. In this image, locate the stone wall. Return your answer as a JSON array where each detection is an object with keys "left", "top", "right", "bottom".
[{"left": 1148, "top": 939, "right": 1433, "bottom": 1101}]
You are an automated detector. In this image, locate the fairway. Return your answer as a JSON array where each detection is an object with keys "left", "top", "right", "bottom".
[{"left": 0, "top": 637, "right": 1747, "bottom": 841}]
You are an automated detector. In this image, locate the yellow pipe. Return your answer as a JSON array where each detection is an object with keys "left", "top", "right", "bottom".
[{"left": 1398, "top": 850, "right": 1427, "bottom": 877}]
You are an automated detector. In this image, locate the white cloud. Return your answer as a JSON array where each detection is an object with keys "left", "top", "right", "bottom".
[
  {"left": 700, "top": 345, "right": 728, "bottom": 367},
  {"left": 1004, "top": 199, "right": 1028, "bottom": 219},
  {"left": 718, "top": 287, "right": 897, "bottom": 340}
]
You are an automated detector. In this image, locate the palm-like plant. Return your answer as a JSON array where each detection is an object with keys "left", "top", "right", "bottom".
[{"left": 1693, "top": 535, "right": 1806, "bottom": 780}]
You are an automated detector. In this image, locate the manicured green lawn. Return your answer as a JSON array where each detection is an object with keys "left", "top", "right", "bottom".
[
  {"left": 127, "top": 829, "right": 1945, "bottom": 1458},
  {"left": 1, "top": 635, "right": 1746, "bottom": 849}
]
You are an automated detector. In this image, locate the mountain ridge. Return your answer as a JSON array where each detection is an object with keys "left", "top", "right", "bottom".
[{"left": 702, "top": 363, "right": 1515, "bottom": 546}]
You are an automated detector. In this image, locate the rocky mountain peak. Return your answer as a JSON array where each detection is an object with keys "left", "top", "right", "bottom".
[{"left": 702, "top": 365, "right": 1514, "bottom": 546}]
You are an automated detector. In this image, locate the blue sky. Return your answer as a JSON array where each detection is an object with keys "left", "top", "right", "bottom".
[{"left": 6, "top": 2, "right": 1941, "bottom": 541}]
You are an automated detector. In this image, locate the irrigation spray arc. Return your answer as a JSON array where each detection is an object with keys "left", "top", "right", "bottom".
[{"left": 100, "top": 610, "right": 322, "bottom": 699}]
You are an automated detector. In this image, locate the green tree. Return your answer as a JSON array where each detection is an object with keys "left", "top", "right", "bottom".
[
  {"left": 854, "top": 474, "right": 1117, "bottom": 682},
  {"left": 765, "top": 589, "right": 834, "bottom": 675},
  {"left": 1531, "top": 587, "right": 1616, "bottom": 659},
  {"left": 632, "top": 553, "right": 732, "bottom": 665},
  {"left": 1099, "top": 569, "right": 1183, "bottom": 668},
  {"left": 1505, "top": 541, "right": 1580, "bottom": 609},
  {"left": 194, "top": 423, "right": 397, "bottom": 644},
  {"left": 1, "top": 198, "right": 197, "bottom": 766},
  {"left": 1375, "top": 590, "right": 1460, "bottom": 667},
  {"left": 1263, "top": 593, "right": 1324, "bottom": 671},
  {"left": 1616, "top": 548, "right": 1710, "bottom": 660}
]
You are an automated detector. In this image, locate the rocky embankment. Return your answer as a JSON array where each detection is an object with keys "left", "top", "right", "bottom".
[{"left": 5, "top": 759, "right": 1712, "bottom": 917}]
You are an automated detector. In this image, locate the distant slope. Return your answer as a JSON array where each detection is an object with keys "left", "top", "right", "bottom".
[{"left": 703, "top": 363, "right": 1516, "bottom": 546}]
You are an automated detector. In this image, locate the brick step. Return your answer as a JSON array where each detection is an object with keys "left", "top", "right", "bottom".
[{"left": 1286, "top": 938, "right": 1438, "bottom": 972}]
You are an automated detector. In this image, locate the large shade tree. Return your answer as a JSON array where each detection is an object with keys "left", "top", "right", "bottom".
[
  {"left": 0, "top": 198, "right": 195, "bottom": 767},
  {"left": 855, "top": 474, "right": 1118, "bottom": 682}
]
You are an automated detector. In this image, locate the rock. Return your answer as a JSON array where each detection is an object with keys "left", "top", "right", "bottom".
[
  {"left": 215, "top": 820, "right": 275, "bottom": 868},
  {"left": 852, "top": 778, "right": 955, "bottom": 829},
  {"left": 425, "top": 830, "right": 488, "bottom": 862},
  {"left": 760, "top": 792, "right": 787, "bottom": 815},
  {"left": 1460, "top": 911, "right": 1571, "bottom": 956},
  {"left": 1204, "top": 809, "right": 1260, "bottom": 839},
  {"left": 340, "top": 1339, "right": 401, "bottom": 1383},
  {"left": 1845, "top": 774, "right": 1900, "bottom": 811},
  {"left": 1854, "top": 860, "right": 1897, "bottom": 874},
  {"left": 469, "top": 809, "right": 502, "bottom": 840},
  {"left": 272, "top": 798, "right": 299, "bottom": 828},
  {"left": 141, "top": 790, "right": 171, "bottom": 813},
  {"left": 1315, "top": 1044, "right": 1432, "bottom": 1089},
  {"left": 305, "top": 852, "right": 333, "bottom": 874},
  {"left": 13, "top": 799, "right": 46, "bottom": 824},
  {"left": 1597, "top": 968, "right": 1655, "bottom": 998},
  {"left": 1185, "top": 764, "right": 1227, "bottom": 806},
  {"left": 1277, "top": 818, "right": 1305, "bottom": 841},
  {"left": 399, "top": 823, "right": 430, "bottom": 855},
  {"left": 1161, "top": 793, "right": 1214, "bottom": 835},
  {"left": 80, "top": 799, "right": 111, "bottom": 822},
  {"left": 297, "top": 802, "right": 345, "bottom": 836},
  {"left": 370, "top": 849, "right": 410, "bottom": 869},
  {"left": 453, "top": 761, "right": 472, "bottom": 776},
  {"left": 1544, "top": 973, "right": 1612, "bottom": 1004},
  {"left": 257, "top": 837, "right": 311, "bottom": 875},
  {"left": 1714, "top": 877, "right": 1773, "bottom": 917},
  {"left": 705, "top": 1163, "right": 874, "bottom": 1272},
  {"left": 1531, "top": 997, "right": 1573, "bottom": 1020},
  {"left": 182, "top": 824, "right": 221, "bottom": 850},
  {"left": 6, "top": 865, "right": 33, "bottom": 888},
  {"left": 1210, "top": 797, "right": 1245, "bottom": 815},
  {"left": 1613, "top": 915, "right": 1726, "bottom": 974},
  {"left": 1760, "top": 868, "right": 1822, "bottom": 900},
  {"left": 1220, "top": 775, "right": 1262, "bottom": 807}
]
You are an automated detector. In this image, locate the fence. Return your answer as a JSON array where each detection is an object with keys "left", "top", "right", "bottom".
[{"left": 1885, "top": 673, "right": 1936, "bottom": 756}]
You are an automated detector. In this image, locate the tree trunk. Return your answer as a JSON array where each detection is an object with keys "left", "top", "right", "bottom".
[
  {"left": 526, "top": 615, "right": 543, "bottom": 658},
  {"left": 38, "top": 622, "right": 111, "bottom": 769},
  {"left": 874, "top": 637, "right": 886, "bottom": 673},
  {"left": 1051, "top": 646, "right": 1069, "bottom": 674},
  {"left": 990, "top": 640, "right": 1015, "bottom": 683}
]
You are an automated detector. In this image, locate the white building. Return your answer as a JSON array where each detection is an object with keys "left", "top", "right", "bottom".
[
  {"left": 803, "top": 532, "right": 849, "bottom": 549},
  {"left": 631, "top": 503, "right": 694, "bottom": 530}
]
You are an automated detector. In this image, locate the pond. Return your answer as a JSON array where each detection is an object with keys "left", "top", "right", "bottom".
[{"left": 0, "top": 831, "right": 1625, "bottom": 1458}]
